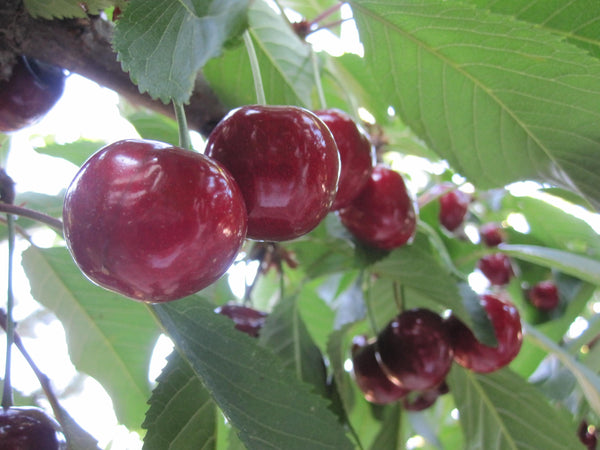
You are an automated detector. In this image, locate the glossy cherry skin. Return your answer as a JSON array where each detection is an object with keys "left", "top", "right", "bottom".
[
  {"left": 438, "top": 185, "right": 470, "bottom": 231},
  {"left": 0, "top": 56, "right": 65, "bottom": 132},
  {"left": 338, "top": 165, "right": 417, "bottom": 250},
  {"left": 205, "top": 105, "right": 340, "bottom": 241},
  {"left": 313, "top": 109, "right": 375, "bottom": 210},
  {"left": 446, "top": 294, "right": 522, "bottom": 373},
  {"left": 0, "top": 406, "right": 66, "bottom": 449},
  {"left": 477, "top": 253, "right": 514, "bottom": 286},
  {"left": 351, "top": 336, "right": 409, "bottom": 404},
  {"left": 528, "top": 280, "right": 559, "bottom": 311},
  {"left": 63, "top": 139, "right": 248, "bottom": 303},
  {"left": 376, "top": 309, "right": 453, "bottom": 391},
  {"left": 479, "top": 222, "right": 506, "bottom": 247},
  {"left": 215, "top": 303, "right": 268, "bottom": 337}
]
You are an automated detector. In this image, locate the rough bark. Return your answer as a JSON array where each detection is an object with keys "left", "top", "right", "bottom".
[{"left": 0, "top": 1, "right": 227, "bottom": 136}]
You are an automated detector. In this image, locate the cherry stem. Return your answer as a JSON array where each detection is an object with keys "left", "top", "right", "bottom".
[
  {"left": 1, "top": 214, "right": 15, "bottom": 409},
  {"left": 311, "top": 2, "right": 344, "bottom": 27},
  {"left": 0, "top": 309, "right": 63, "bottom": 419},
  {"left": 243, "top": 30, "right": 266, "bottom": 106},
  {"left": 310, "top": 48, "right": 327, "bottom": 109},
  {"left": 362, "top": 271, "right": 379, "bottom": 337},
  {"left": 0, "top": 203, "right": 63, "bottom": 234},
  {"left": 393, "top": 281, "right": 405, "bottom": 312},
  {"left": 173, "top": 102, "right": 192, "bottom": 150}
]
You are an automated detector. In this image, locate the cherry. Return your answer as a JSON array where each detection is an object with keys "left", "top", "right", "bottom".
[
  {"left": 578, "top": 420, "right": 598, "bottom": 450},
  {"left": 63, "top": 139, "right": 248, "bottom": 303},
  {"left": 402, "top": 381, "right": 449, "bottom": 412},
  {"left": 479, "top": 222, "right": 506, "bottom": 247},
  {"left": 215, "top": 304, "right": 268, "bottom": 337},
  {"left": 205, "top": 105, "right": 340, "bottom": 241},
  {"left": 0, "top": 406, "right": 65, "bottom": 449},
  {"left": 0, "top": 56, "right": 65, "bottom": 132},
  {"left": 376, "top": 309, "right": 453, "bottom": 391},
  {"left": 338, "top": 165, "right": 417, "bottom": 250},
  {"left": 446, "top": 293, "right": 522, "bottom": 373},
  {"left": 351, "top": 336, "right": 409, "bottom": 404},
  {"left": 436, "top": 184, "right": 470, "bottom": 231},
  {"left": 477, "top": 253, "right": 514, "bottom": 286},
  {"left": 527, "top": 280, "right": 560, "bottom": 311},
  {"left": 313, "top": 109, "right": 375, "bottom": 210}
]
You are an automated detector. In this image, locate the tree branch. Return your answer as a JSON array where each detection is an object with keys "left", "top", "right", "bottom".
[{"left": 0, "top": 1, "right": 227, "bottom": 136}]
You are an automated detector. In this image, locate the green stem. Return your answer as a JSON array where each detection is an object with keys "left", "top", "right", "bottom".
[
  {"left": 362, "top": 271, "right": 379, "bottom": 336},
  {"left": 310, "top": 48, "right": 327, "bottom": 109},
  {"left": 243, "top": 30, "right": 266, "bottom": 105},
  {"left": 173, "top": 102, "right": 192, "bottom": 150},
  {"left": 393, "top": 281, "right": 404, "bottom": 312},
  {"left": 2, "top": 214, "right": 16, "bottom": 409}
]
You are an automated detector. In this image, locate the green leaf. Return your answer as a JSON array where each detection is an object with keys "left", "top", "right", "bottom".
[
  {"left": 203, "top": 0, "right": 315, "bottom": 108},
  {"left": 124, "top": 111, "right": 180, "bottom": 147},
  {"left": 34, "top": 139, "right": 105, "bottom": 167},
  {"left": 468, "top": 0, "right": 600, "bottom": 59},
  {"left": 499, "top": 244, "right": 600, "bottom": 285},
  {"left": 259, "top": 293, "right": 329, "bottom": 397},
  {"left": 449, "top": 366, "right": 581, "bottom": 449},
  {"left": 524, "top": 322, "right": 600, "bottom": 417},
  {"left": 23, "top": 0, "right": 120, "bottom": 18},
  {"left": 371, "top": 234, "right": 467, "bottom": 316},
  {"left": 143, "top": 351, "right": 217, "bottom": 450},
  {"left": 368, "top": 404, "right": 402, "bottom": 450},
  {"left": 21, "top": 246, "right": 161, "bottom": 429},
  {"left": 503, "top": 194, "right": 600, "bottom": 257},
  {"left": 113, "top": 0, "right": 249, "bottom": 104},
  {"left": 350, "top": 0, "right": 600, "bottom": 210},
  {"left": 152, "top": 297, "right": 354, "bottom": 450}
]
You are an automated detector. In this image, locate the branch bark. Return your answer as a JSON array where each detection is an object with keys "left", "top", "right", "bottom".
[{"left": 0, "top": 1, "right": 227, "bottom": 136}]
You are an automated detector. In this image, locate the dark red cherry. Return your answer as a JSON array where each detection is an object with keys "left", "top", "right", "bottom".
[
  {"left": 477, "top": 253, "right": 514, "bottom": 286},
  {"left": 0, "top": 406, "right": 65, "bottom": 449},
  {"left": 528, "top": 280, "right": 560, "bottom": 311},
  {"left": 376, "top": 309, "right": 453, "bottom": 391},
  {"left": 215, "top": 303, "right": 268, "bottom": 337},
  {"left": 338, "top": 165, "right": 417, "bottom": 250},
  {"left": 0, "top": 56, "right": 65, "bottom": 132},
  {"left": 437, "top": 184, "right": 470, "bottom": 231},
  {"left": 479, "top": 222, "right": 506, "bottom": 247},
  {"left": 205, "top": 105, "right": 340, "bottom": 241},
  {"left": 63, "top": 139, "right": 248, "bottom": 303},
  {"left": 578, "top": 420, "right": 598, "bottom": 450},
  {"left": 313, "top": 109, "right": 375, "bottom": 210},
  {"left": 351, "top": 336, "right": 409, "bottom": 404},
  {"left": 402, "top": 381, "right": 449, "bottom": 412},
  {"left": 446, "top": 294, "right": 522, "bottom": 373}
]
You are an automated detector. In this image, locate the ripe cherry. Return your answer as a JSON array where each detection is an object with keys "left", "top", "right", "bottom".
[
  {"left": 528, "top": 280, "right": 560, "bottom": 311},
  {"left": 351, "top": 336, "right": 409, "bottom": 404},
  {"left": 402, "top": 381, "right": 449, "bottom": 412},
  {"left": 0, "top": 406, "right": 66, "bottom": 449},
  {"left": 338, "top": 165, "right": 417, "bottom": 250},
  {"left": 376, "top": 309, "right": 453, "bottom": 391},
  {"left": 479, "top": 222, "right": 506, "bottom": 247},
  {"left": 63, "top": 139, "right": 248, "bottom": 303},
  {"left": 477, "top": 253, "right": 514, "bottom": 286},
  {"left": 0, "top": 56, "right": 65, "bottom": 132},
  {"left": 313, "top": 109, "right": 375, "bottom": 210},
  {"left": 446, "top": 293, "right": 522, "bottom": 373},
  {"left": 437, "top": 184, "right": 470, "bottom": 231},
  {"left": 205, "top": 105, "right": 340, "bottom": 241},
  {"left": 215, "top": 304, "right": 268, "bottom": 337}
]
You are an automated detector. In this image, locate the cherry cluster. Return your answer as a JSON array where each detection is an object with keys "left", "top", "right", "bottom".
[
  {"left": 61, "top": 103, "right": 419, "bottom": 303},
  {"left": 437, "top": 188, "right": 560, "bottom": 312},
  {"left": 352, "top": 294, "right": 523, "bottom": 407}
]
